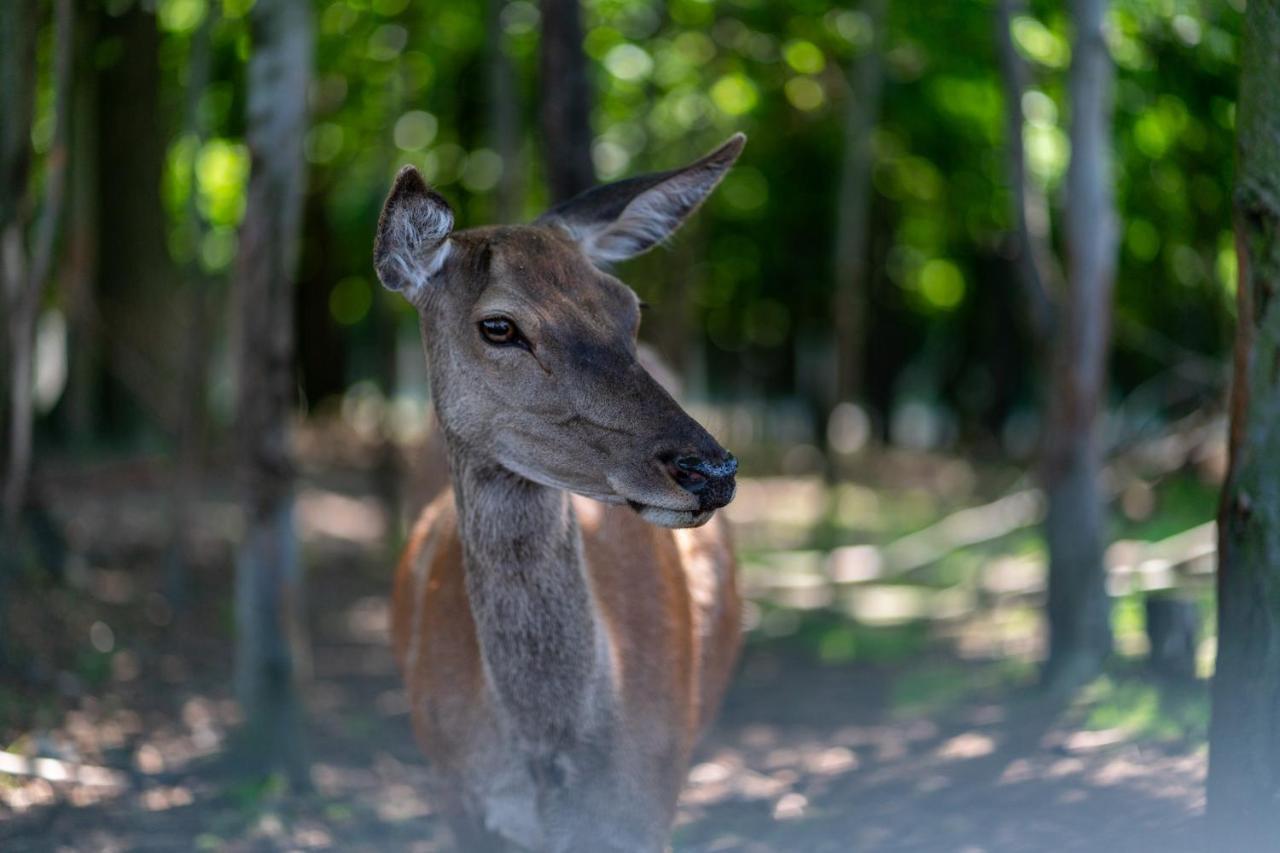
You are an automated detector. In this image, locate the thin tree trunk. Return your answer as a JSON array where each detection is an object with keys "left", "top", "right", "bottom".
[
  {"left": 1207, "top": 0, "right": 1280, "bottom": 846},
  {"left": 488, "top": 0, "right": 523, "bottom": 221},
  {"left": 0, "top": 0, "right": 35, "bottom": 235},
  {"left": 3, "top": 0, "right": 72, "bottom": 533},
  {"left": 64, "top": 9, "right": 99, "bottom": 449},
  {"left": 831, "top": 0, "right": 886, "bottom": 410},
  {"left": 1, "top": 0, "right": 71, "bottom": 677},
  {"left": 1041, "top": 0, "right": 1117, "bottom": 690},
  {"left": 166, "top": 5, "right": 218, "bottom": 607},
  {"left": 1, "top": 0, "right": 37, "bottom": 540},
  {"left": 539, "top": 0, "right": 594, "bottom": 203},
  {"left": 232, "top": 0, "right": 313, "bottom": 786},
  {"left": 994, "top": 0, "right": 1058, "bottom": 347}
]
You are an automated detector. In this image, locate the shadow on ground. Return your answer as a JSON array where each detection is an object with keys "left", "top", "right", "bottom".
[{"left": 0, "top": 457, "right": 1206, "bottom": 852}]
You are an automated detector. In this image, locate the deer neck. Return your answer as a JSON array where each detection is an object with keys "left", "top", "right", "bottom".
[{"left": 446, "top": 446, "right": 613, "bottom": 750}]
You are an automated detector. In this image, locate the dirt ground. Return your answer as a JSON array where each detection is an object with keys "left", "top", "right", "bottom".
[{"left": 0, "top": 456, "right": 1207, "bottom": 852}]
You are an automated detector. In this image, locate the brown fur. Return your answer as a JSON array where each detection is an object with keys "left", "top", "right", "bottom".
[
  {"left": 375, "top": 136, "right": 747, "bottom": 851},
  {"left": 393, "top": 492, "right": 740, "bottom": 846}
]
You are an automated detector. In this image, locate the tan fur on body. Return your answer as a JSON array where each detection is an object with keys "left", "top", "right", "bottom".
[{"left": 376, "top": 136, "right": 746, "bottom": 851}]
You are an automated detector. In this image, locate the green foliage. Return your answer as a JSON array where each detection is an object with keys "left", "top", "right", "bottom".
[
  {"left": 752, "top": 606, "right": 930, "bottom": 665},
  {"left": 890, "top": 659, "right": 1034, "bottom": 716},
  {"left": 1111, "top": 592, "right": 1147, "bottom": 646},
  {"left": 225, "top": 771, "right": 288, "bottom": 812},
  {"left": 32, "top": 0, "right": 1244, "bottom": 438},
  {"left": 1078, "top": 674, "right": 1209, "bottom": 743},
  {"left": 1116, "top": 473, "right": 1218, "bottom": 542},
  {"left": 74, "top": 647, "right": 114, "bottom": 688}
]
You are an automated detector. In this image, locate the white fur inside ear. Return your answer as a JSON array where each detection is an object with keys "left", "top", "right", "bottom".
[
  {"left": 424, "top": 238, "right": 451, "bottom": 279},
  {"left": 377, "top": 192, "right": 454, "bottom": 297},
  {"left": 389, "top": 237, "right": 450, "bottom": 293},
  {"left": 581, "top": 171, "right": 716, "bottom": 265}
]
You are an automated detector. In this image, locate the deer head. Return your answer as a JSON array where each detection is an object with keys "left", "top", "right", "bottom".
[{"left": 373, "top": 135, "right": 745, "bottom": 529}]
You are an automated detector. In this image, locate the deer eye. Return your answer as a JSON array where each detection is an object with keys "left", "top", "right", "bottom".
[{"left": 479, "top": 317, "right": 521, "bottom": 346}]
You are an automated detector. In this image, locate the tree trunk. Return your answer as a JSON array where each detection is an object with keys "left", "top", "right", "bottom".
[
  {"left": 538, "top": 0, "right": 594, "bottom": 203},
  {"left": 63, "top": 9, "right": 99, "bottom": 449},
  {"left": 1, "top": 0, "right": 37, "bottom": 538},
  {"left": 831, "top": 0, "right": 886, "bottom": 411},
  {"left": 3, "top": 0, "right": 72, "bottom": 534},
  {"left": 1207, "top": 1, "right": 1280, "bottom": 845},
  {"left": 488, "top": 0, "right": 523, "bottom": 221},
  {"left": 1144, "top": 594, "right": 1198, "bottom": 680},
  {"left": 93, "top": 3, "right": 176, "bottom": 439},
  {"left": 994, "top": 0, "right": 1058, "bottom": 348},
  {"left": 166, "top": 5, "right": 218, "bottom": 608},
  {"left": 0, "top": 0, "right": 34, "bottom": 673},
  {"left": 1, "top": 0, "right": 71, "bottom": 676},
  {"left": 0, "top": 0, "right": 35, "bottom": 234},
  {"left": 232, "top": 0, "right": 313, "bottom": 786},
  {"left": 1040, "top": 0, "right": 1117, "bottom": 691}
]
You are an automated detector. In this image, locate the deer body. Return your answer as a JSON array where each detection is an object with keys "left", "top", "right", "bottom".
[{"left": 375, "top": 136, "right": 747, "bottom": 851}]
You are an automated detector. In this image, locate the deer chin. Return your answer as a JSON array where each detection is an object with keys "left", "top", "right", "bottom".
[{"left": 627, "top": 501, "right": 715, "bottom": 529}]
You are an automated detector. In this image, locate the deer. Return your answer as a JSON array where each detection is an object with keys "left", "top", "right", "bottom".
[{"left": 374, "top": 134, "right": 747, "bottom": 852}]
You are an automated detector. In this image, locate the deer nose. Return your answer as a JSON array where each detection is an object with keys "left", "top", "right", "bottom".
[{"left": 666, "top": 451, "right": 738, "bottom": 508}]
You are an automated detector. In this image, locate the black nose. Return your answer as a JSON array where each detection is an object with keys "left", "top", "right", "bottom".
[{"left": 666, "top": 451, "right": 738, "bottom": 508}]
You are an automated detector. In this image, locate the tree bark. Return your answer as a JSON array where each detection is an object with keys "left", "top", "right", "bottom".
[
  {"left": 0, "top": 0, "right": 34, "bottom": 673},
  {"left": 2, "top": 0, "right": 72, "bottom": 534},
  {"left": 232, "top": 0, "right": 313, "bottom": 786},
  {"left": 538, "top": 0, "right": 594, "bottom": 203},
  {"left": 0, "top": 0, "right": 35, "bottom": 236},
  {"left": 831, "top": 0, "right": 886, "bottom": 410},
  {"left": 1041, "top": 0, "right": 1117, "bottom": 690},
  {"left": 994, "top": 0, "right": 1058, "bottom": 348},
  {"left": 166, "top": 4, "right": 218, "bottom": 607},
  {"left": 488, "top": 0, "right": 523, "bottom": 221},
  {"left": 93, "top": 4, "right": 177, "bottom": 438},
  {"left": 1207, "top": 0, "right": 1280, "bottom": 845},
  {"left": 63, "top": 9, "right": 99, "bottom": 448},
  {"left": 1, "top": 0, "right": 37, "bottom": 539}
]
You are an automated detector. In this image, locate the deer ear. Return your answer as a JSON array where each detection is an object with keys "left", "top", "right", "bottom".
[
  {"left": 374, "top": 165, "right": 454, "bottom": 302},
  {"left": 536, "top": 133, "right": 745, "bottom": 266}
]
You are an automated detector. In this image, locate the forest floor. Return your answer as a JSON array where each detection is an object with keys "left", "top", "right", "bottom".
[{"left": 0, "top": 432, "right": 1216, "bottom": 852}]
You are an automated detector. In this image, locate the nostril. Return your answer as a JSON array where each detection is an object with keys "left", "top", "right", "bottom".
[
  {"left": 675, "top": 455, "right": 704, "bottom": 473},
  {"left": 669, "top": 457, "right": 708, "bottom": 494},
  {"left": 665, "top": 450, "right": 737, "bottom": 498}
]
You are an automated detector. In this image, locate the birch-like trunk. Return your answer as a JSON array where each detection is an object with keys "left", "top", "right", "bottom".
[
  {"left": 232, "top": 0, "right": 313, "bottom": 785},
  {"left": 1207, "top": 0, "right": 1280, "bottom": 845},
  {"left": 539, "top": 0, "right": 594, "bottom": 203},
  {"left": 2, "top": 0, "right": 71, "bottom": 535},
  {"left": 1041, "top": 0, "right": 1116, "bottom": 690},
  {"left": 1, "top": 0, "right": 37, "bottom": 539},
  {"left": 994, "top": 0, "right": 1058, "bottom": 347}
]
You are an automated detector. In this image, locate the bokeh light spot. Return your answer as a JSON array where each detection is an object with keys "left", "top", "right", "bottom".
[
  {"left": 394, "top": 111, "right": 439, "bottom": 151},
  {"left": 710, "top": 73, "right": 759, "bottom": 116},
  {"left": 785, "top": 77, "right": 826, "bottom": 111},
  {"left": 604, "top": 44, "right": 654, "bottom": 82},
  {"left": 783, "top": 40, "right": 826, "bottom": 75},
  {"left": 919, "top": 259, "right": 966, "bottom": 310},
  {"left": 331, "top": 277, "right": 373, "bottom": 326}
]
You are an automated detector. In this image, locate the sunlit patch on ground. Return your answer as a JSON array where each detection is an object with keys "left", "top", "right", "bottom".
[{"left": 1, "top": 437, "right": 1219, "bottom": 851}]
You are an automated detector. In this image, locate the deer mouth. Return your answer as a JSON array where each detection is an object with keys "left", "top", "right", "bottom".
[{"left": 626, "top": 501, "right": 716, "bottom": 529}]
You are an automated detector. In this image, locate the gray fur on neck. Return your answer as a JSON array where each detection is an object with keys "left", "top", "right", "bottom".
[{"left": 446, "top": 446, "right": 613, "bottom": 754}]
